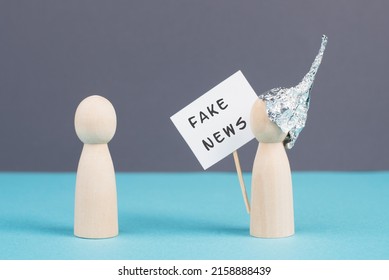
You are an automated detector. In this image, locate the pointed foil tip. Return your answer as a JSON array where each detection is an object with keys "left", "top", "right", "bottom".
[
  {"left": 259, "top": 35, "right": 328, "bottom": 149},
  {"left": 322, "top": 34, "right": 328, "bottom": 45}
]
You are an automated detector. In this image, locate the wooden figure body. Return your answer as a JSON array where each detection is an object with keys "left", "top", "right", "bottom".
[
  {"left": 249, "top": 99, "right": 294, "bottom": 238},
  {"left": 74, "top": 95, "right": 118, "bottom": 239}
]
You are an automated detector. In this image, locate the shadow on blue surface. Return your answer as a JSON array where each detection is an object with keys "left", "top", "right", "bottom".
[
  {"left": 119, "top": 211, "right": 249, "bottom": 237},
  {"left": 0, "top": 217, "right": 73, "bottom": 238}
]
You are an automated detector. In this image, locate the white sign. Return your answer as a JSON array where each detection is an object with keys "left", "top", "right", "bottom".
[{"left": 171, "top": 71, "right": 258, "bottom": 169}]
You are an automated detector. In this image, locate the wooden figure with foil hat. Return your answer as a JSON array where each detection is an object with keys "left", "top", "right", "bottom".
[{"left": 237, "top": 35, "right": 328, "bottom": 238}]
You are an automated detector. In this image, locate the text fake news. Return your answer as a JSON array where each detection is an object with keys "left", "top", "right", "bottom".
[{"left": 187, "top": 98, "right": 247, "bottom": 151}]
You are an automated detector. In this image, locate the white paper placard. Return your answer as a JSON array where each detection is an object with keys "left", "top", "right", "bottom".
[{"left": 171, "top": 71, "right": 258, "bottom": 169}]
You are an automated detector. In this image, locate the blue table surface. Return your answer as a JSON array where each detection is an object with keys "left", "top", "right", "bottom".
[{"left": 0, "top": 172, "right": 388, "bottom": 260}]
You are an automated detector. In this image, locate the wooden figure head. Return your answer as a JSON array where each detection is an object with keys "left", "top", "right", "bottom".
[
  {"left": 250, "top": 98, "right": 287, "bottom": 143},
  {"left": 75, "top": 95, "right": 117, "bottom": 144}
]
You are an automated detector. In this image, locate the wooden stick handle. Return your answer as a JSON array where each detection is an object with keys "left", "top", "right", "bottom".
[{"left": 233, "top": 150, "right": 250, "bottom": 214}]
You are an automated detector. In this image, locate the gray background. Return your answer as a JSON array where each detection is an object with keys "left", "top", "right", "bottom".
[{"left": 0, "top": 0, "right": 388, "bottom": 172}]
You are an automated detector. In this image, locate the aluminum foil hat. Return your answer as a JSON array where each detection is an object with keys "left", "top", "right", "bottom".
[{"left": 259, "top": 35, "right": 328, "bottom": 149}]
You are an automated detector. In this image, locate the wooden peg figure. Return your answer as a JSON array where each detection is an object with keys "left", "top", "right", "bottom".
[
  {"left": 249, "top": 35, "right": 328, "bottom": 238},
  {"left": 74, "top": 95, "right": 118, "bottom": 239},
  {"left": 250, "top": 99, "right": 294, "bottom": 238}
]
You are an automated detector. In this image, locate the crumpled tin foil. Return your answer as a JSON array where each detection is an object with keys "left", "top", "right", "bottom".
[{"left": 259, "top": 35, "right": 328, "bottom": 149}]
